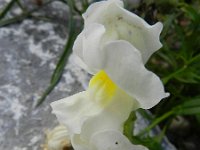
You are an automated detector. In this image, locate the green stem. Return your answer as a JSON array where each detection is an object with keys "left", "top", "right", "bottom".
[
  {"left": 162, "top": 53, "right": 200, "bottom": 84},
  {"left": 188, "top": 53, "right": 200, "bottom": 64},
  {"left": 157, "top": 119, "right": 172, "bottom": 142},
  {"left": 162, "top": 65, "right": 187, "bottom": 84},
  {"left": 138, "top": 110, "right": 174, "bottom": 136}
]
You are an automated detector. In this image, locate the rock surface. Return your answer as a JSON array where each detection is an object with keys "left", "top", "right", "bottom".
[
  {"left": 0, "top": 1, "right": 90, "bottom": 149},
  {"left": 0, "top": 19, "right": 90, "bottom": 149}
]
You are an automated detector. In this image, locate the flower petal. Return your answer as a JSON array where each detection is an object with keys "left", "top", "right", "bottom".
[
  {"left": 82, "top": 23, "right": 106, "bottom": 72},
  {"left": 102, "top": 40, "right": 169, "bottom": 109},
  {"left": 73, "top": 26, "right": 100, "bottom": 74},
  {"left": 83, "top": 0, "right": 123, "bottom": 25},
  {"left": 73, "top": 30, "right": 84, "bottom": 60},
  {"left": 73, "top": 54, "right": 96, "bottom": 74},
  {"left": 117, "top": 5, "right": 163, "bottom": 62},
  {"left": 73, "top": 23, "right": 107, "bottom": 74},
  {"left": 51, "top": 91, "right": 102, "bottom": 134},
  {"left": 68, "top": 70, "right": 138, "bottom": 141},
  {"left": 80, "top": 85, "right": 139, "bottom": 140},
  {"left": 82, "top": 0, "right": 163, "bottom": 63},
  {"left": 51, "top": 69, "right": 140, "bottom": 138},
  {"left": 90, "top": 130, "right": 148, "bottom": 150},
  {"left": 71, "top": 130, "right": 148, "bottom": 150},
  {"left": 71, "top": 134, "right": 90, "bottom": 150}
]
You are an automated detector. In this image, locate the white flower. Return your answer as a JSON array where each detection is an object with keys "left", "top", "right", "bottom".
[
  {"left": 51, "top": 0, "right": 169, "bottom": 149},
  {"left": 73, "top": 0, "right": 169, "bottom": 109},
  {"left": 51, "top": 70, "right": 146, "bottom": 149},
  {"left": 71, "top": 130, "right": 148, "bottom": 150},
  {"left": 51, "top": 70, "right": 138, "bottom": 134},
  {"left": 74, "top": 0, "right": 163, "bottom": 66}
]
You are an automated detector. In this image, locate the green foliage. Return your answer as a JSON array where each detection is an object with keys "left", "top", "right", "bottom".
[
  {"left": 123, "top": 111, "right": 163, "bottom": 150},
  {"left": 173, "top": 97, "right": 200, "bottom": 115},
  {"left": 133, "top": 0, "right": 200, "bottom": 148}
]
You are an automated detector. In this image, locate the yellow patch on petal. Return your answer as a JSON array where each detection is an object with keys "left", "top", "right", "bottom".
[{"left": 89, "top": 70, "right": 117, "bottom": 106}]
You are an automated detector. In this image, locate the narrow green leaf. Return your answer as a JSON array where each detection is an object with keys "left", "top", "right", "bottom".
[
  {"left": 0, "top": 0, "right": 17, "bottom": 20},
  {"left": 137, "top": 109, "right": 153, "bottom": 121},
  {"left": 175, "top": 68, "right": 200, "bottom": 84},
  {"left": 0, "top": 14, "right": 29, "bottom": 27},
  {"left": 173, "top": 98, "right": 200, "bottom": 115},
  {"left": 0, "top": 0, "right": 57, "bottom": 27},
  {"left": 36, "top": 81, "right": 58, "bottom": 107},
  {"left": 181, "top": 98, "right": 200, "bottom": 108},
  {"left": 50, "top": 23, "right": 76, "bottom": 84},
  {"left": 162, "top": 65, "right": 186, "bottom": 84},
  {"left": 161, "top": 14, "right": 176, "bottom": 38},
  {"left": 157, "top": 51, "right": 176, "bottom": 68},
  {"left": 180, "top": 3, "right": 200, "bottom": 24},
  {"left": 138, "top": 110, "right": 174, "bottom": 136},
  {"left": 176, "top": 107, "right": 200, "bottom": 115},
  {"left": 36, "top": 0, "right": 79, "bottom": 106}
]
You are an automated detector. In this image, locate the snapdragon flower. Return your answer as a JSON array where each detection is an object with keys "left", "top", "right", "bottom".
[
  {"left": 51, "top": 0, "right": 169, "bottom": 149},
  {"left": 51, "top": 70, "right": 147, "bottom": 149},
  {"left": 51, "top": 70, "right": 138, "bottom": 137},
  {"left": 74, "top": 0, "right": 163, "bottom": 66},
  {"left": 73, "top": 0, "right": 169, "bottom": 109}
]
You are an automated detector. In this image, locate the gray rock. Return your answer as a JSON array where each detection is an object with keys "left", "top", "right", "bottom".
[{"left": 0, "top": 2, "right": 89, "bottom": 148}]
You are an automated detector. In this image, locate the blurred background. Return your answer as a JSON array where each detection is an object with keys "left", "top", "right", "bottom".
[{"left": 0, "top": 0, "right": 199, "bottom": 150}]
